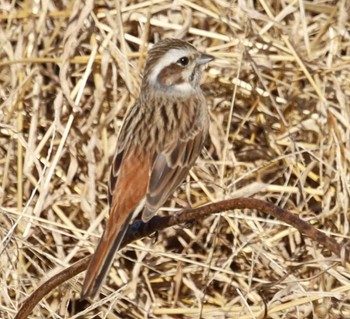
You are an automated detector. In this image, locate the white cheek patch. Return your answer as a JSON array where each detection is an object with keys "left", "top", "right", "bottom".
[{"left": 148, "top": 48, "right": 190, "bottom": 85}]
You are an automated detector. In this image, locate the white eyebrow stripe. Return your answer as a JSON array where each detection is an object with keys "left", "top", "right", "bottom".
[{"left": 148, "top": 48, "right": 189, "bottom": 84}]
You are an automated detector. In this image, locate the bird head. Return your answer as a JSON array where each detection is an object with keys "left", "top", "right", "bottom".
[{"left": 142, "top": 38, "right": 214, "bottom": 97}]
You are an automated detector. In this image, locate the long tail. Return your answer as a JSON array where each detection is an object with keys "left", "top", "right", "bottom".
[
  {"left": 82, "top": 148, "right": 151, "bottom": 298},
  {"left": 80, "top": 213, "right": 132, "bottom": 299}
]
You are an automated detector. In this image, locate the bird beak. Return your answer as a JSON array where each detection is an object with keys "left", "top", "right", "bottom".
[{"left": 197, "top": 53, "right": 215, "bottom": 65}]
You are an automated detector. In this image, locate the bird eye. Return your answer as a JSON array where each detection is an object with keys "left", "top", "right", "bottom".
[{"left": 177, "top": 56, "right": 189, "bottom": 66}]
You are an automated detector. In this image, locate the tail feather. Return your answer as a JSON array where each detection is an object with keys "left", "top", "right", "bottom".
[{"left": 81, "top": 213, "right": 132, "bottom": 299}]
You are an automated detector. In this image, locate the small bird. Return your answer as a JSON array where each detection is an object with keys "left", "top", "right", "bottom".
[{"left": 81, "top": 38, "right": 214, "bottom": 298}]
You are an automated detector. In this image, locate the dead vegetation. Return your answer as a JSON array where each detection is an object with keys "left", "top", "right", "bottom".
[{"left": 1, "top": 0, "right": 350, "bottom": 318}]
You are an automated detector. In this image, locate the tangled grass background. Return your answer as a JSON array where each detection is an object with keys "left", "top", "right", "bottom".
[{"left": 1, "top": 1, "right": 349, "bottom": 318}]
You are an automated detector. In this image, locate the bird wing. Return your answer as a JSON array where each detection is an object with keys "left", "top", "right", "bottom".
[{"left": 142, "top": 125, "right": 206, "bottom": 222}]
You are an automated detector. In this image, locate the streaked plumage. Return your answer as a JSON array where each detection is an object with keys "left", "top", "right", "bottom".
[{"left": 81, "top": 38, "right": 214, "bottom": 299}]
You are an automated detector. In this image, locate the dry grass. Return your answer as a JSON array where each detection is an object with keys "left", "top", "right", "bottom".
[{"left": 1, "top": 0, "right": 350, "bottom": 318}]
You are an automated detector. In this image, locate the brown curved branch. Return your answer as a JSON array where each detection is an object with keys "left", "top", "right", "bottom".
[{"left": 14, "top": 198, "right": 348, "bottom": 319}]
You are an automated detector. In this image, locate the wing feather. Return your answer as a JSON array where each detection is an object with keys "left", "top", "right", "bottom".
[{"left": 142, "top": 127, "right": 206, "bottom": 222}]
